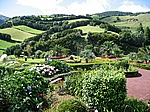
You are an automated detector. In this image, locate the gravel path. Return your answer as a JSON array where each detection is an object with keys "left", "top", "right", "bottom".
[{"left": 126, "top": 68, "right": 150, "bottom": 103}]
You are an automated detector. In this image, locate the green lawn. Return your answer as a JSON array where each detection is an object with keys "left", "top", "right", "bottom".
[
  {"left": 0, "top": 27, "right": 36, "bottom": 41},
  {"left": 17, "top": 58, "right": 45, "bottom": 63},
  {"left": 68, "top": 19, "right": 89, "bottom": 23},
  {"left": 0, "top": 39, "right": 18, "bottom": 54},
  {"left": 74, "top": 25, "right": 104, "bottom": 33},
  {"left": 13, "top": 25, "right": 45, "bottom": 35}
]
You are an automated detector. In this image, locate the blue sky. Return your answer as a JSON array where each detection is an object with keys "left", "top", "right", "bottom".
[{"left": 0, "top": 0, "right": 150, "bottom": 17}]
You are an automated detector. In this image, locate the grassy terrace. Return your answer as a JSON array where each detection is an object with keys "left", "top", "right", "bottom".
[
  {"left": 0, "top": 39, "right": 18, "bottom": 54},
  {"left": 68, "top": 18, "right": 89, "bottom": 23},
  {"left": 0, "top": 27, "right": 35, "bottom": 41},
  {"left": 13, "top": 25, "right": 45, "bottom": 35},
  {"left": 101, "top": 14, "right": 150, "bottom": 31},
  {"left": 74, "top": 25, "right": 104, "bottom": 34}
]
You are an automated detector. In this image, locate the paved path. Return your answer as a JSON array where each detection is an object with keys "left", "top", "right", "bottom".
[{"left": 126, "top": 68, "right": 150, "bottom": 103}]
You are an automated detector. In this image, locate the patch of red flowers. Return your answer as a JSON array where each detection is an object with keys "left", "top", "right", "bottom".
[{"left": 39, "top": 94, "right": 43, "bottom": 97}]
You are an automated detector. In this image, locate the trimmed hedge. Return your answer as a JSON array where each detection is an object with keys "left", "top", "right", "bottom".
[{"left": 58, "top": 98, "right": 88, "bottom": 112}]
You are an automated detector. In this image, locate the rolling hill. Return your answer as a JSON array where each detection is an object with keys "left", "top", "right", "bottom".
[
  {"left": 100, "top": 14, "right": 150, "bottom": 31},
  {"left": 74, "top": 25, "right": 104, "bottom": 34},
  {"left": 0, "top": 39, "right": 18, "bottom": 54},
  {"left": 0, "top": 27, "right": 36, "bottom": 41}
]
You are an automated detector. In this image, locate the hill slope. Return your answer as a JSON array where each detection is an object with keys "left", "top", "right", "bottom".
[
  {"left": 0, "top": 39, "right": 18, "bottom": 54},
  {"left": 100, "top": 14, "right": 150, "bottom": 30},
  {"left": 0, "top": 27, "right": 36, "bottom": 41}
]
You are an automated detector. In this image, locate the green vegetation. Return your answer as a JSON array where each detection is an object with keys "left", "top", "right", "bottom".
[
  {"left": 58, "top": 98, "right": 88, "bottom": 112},
  {"left": 13, "top": 25, "right": 45, "bottom": 34},
  {"left": 68, "top": 18, "right": 89, "bottom": 23},
  {"left": 0, "top": 27, "right": 35, "bottom": 41},
  {"left": 74, "top": 25, "right": 104, "bottom": 33},
  {"left": 101, "top": 14, "right": 150, "bottom": 31},
  {"left": 0, "top": 39, "right": 18, "bottom": 54}
]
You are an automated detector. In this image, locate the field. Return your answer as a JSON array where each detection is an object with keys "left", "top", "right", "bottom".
[
  {"left": 74, "top": 25, "right": 105, "bottom": 33},
  {"left": 0, "top": 39, "right": 18, "bottom": 54},
  {"left": 101, "top": 14, "right": 150, "bottom": 31},
  {"left": 68, "top": 18, "right": 89, "bottom": 23},
  {"left": 0, "top": 27, "right": 36, "bottom": 41},
  {"left": 13, "top": 25, "right": 45, "bottom": 34}
]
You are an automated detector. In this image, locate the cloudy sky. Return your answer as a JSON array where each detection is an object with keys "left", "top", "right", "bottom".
[{"left": 0, "top": 0, "right": 150, "bottom": 17}]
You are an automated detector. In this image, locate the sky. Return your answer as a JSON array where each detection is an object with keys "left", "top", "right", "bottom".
[{"left": 0, "top": 0, "right": 150, "bottom": 17}]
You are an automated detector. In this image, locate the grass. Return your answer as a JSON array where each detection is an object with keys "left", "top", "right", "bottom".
[
  {"left": 68, "top": 19, "right": 89, "bottom": 23},
  {"left": 74, "top": 25, "right": 104, "bottom": 34},
  {"left": 13, "top": 25, "right": 45, "bottom": 35},
  {"left": 0, "top": 27, "right": 36, "bottom": 41},
  {"left": 17, "top": 58, "right": 45, "bottom": 63},
  {"left": 0, "top": 39, "right": 18, "bottom": 54},
  {"left": 101, "top": 14, "right": 150, "bottom": 31}
]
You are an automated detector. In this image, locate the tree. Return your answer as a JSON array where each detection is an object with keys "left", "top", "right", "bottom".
[
  {"left": 35, "top": 50, "right": 42, "bottom": 58},
  {"left": 144, "top": 27, "right": 150, "bottom": 44},
  {"left": 137, "top": 23, "right": 144, "bottom": 33},
  {"left": 137, "top": 46, "right": 150, "bottom": 63},
  {"left": 80, "top": 50, "right": 96, "bottom": 63},
  {"left": 26, "top": 45, "right": 32, "bottom": 57}
]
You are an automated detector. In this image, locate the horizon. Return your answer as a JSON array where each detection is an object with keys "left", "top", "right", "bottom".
[{"left": 0, "top": 0, "right": 150, "bottom": 17}]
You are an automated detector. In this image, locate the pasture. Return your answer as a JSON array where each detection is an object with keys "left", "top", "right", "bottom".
[
  {"left": 0, "top": 39, "right": 18, "bottom": 54},
  {"left": 74, "top": 25, "right": 105, "bottom": 34},
  {"left": 68, "top": 18, "right": 89, "bottom": 23},
  {"left": 13, "top": 25, "right": 45, "bottom": 34},
  {"left": 0, "top": 27, "right": 35, "bottom": 41},
  {"left": 101, "top": 14, "right": 150, "bottom": 31}
]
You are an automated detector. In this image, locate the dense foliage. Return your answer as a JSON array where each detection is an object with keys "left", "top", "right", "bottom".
[
  {"left": 0, "top": 70, "right": 51, "bottom": 112},
  {"left": 0, "top": 33, "right": 11, "bottom": 41},
  {"left": 64, "top": 65, "right": 127, "bottom": 111},
  {"left": 58, "top": 98, "right": 88, "bottom": 112}
]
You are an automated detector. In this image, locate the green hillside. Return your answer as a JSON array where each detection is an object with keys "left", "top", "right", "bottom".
[
  {"left": 68, "top": 18, "right": 89, "bottom": 23},
  {"left": 0, "top": 27, "right": 35, "bottom": 41},
  {"left": 74, "top": 25, "right": 104, "bottom": 33},
  {"left": 101, "top": 14, "right": 150, "bottom": 30},
  {"left": 0, "top": 39, "right": 18, "bottom": 54},
  {"left": 13, "top": 25, "right": 45, "bottom": 34}
]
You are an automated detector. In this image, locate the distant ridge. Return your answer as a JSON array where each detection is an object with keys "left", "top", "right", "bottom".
[
  {"left": 94, "top": 11, "right": 150, "bottom": 17},
  {"left": 0, "top": 14, "right": 9, "bottom": 24}
]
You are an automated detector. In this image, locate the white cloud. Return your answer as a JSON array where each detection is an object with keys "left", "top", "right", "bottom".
[
  {"left": 16, "top": 0, "right": 110, "bottom": 15},
  {"left": 0, "top": 12, "right": 4, "bottom": 15},
  {"left": 117, "top": 0, "right": 150, "bottom": 13},
  {"left": 67, "top": 0, "right": 110, "bottom": 15}
]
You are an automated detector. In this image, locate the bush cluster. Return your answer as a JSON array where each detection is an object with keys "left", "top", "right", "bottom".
[
  {"left": 0, "top": 70, "right": 51, "bottom": 112},
  {"left": 64, "top": 65, "right": 127, "bottom": 111},
  {"left": 58, "top": 98, "right": 88, "bottom": 112}
]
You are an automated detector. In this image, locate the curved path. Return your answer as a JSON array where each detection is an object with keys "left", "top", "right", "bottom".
[{"left": 126, "top": 68, "right": 150, "bottom": 103}]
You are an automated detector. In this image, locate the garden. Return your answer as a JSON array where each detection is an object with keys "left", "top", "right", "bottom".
[{"left": 0, "top": 54, "right": 150, "bottom": 112}]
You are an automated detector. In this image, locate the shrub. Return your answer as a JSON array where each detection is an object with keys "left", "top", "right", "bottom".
[
  {"left": 123, "top": 97, "right": 150, "bottom": 112},
  {"left": 0, "top": 70, "right": 51, "bottom": 112},
  {"left": 82, "top": 69, "right": 127, "bottom": 112},
  {"left": 64, "top": 65, "right": 127, "bottom": 112},
  {"left": 47, "top": 59, "right": 72, "bottom": 73},
  {"left": 58, "top": 98, "right": 88, "bottom": 112}
]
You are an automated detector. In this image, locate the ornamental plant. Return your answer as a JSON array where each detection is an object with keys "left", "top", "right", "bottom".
[
  {"left": 82, "top": 68, "right": 127, "bottom": 112},
  {"left": 0, "top": 70, "right": 50, "bottom": 112},
  {"left": 47, "top": 59, "right": 72, "bottom": 73}
]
